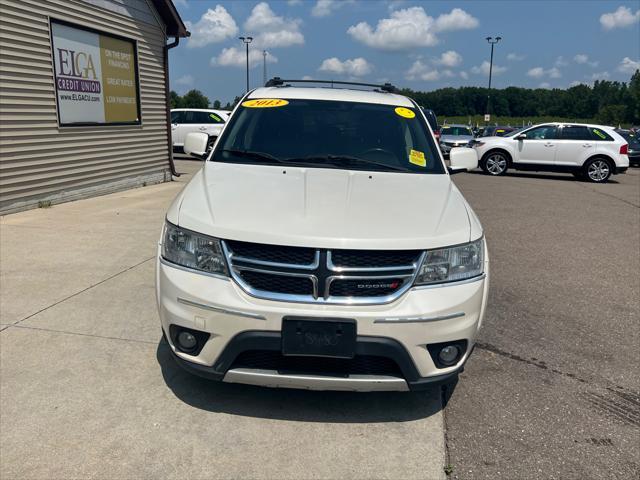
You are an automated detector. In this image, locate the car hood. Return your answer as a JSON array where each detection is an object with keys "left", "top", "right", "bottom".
[
  {"left": 173, "top": 162, "right": 475, "bottom": 250},
  {"left": 441, "top": 135, "right": 474, "bottom": 143}
]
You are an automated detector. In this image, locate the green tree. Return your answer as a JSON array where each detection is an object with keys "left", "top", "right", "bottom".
[
  {"left": 180, "top": 89, "right": 210, "bottom": 108},
  {"left": 169, "top": 90, "right": 182, "bottom": 109},
  {"left": 213, "top": 99, "right": 221, "bottom": 109},
  {"left": 629, "top": 69, "right": 640, "bottom": 123}
]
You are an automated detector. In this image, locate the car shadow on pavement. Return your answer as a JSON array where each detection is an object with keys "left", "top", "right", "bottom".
[
  {"left": 466, "top": 170, "right": 620, "bottom": 183},
  {"left": 156, "top": 339, "right": 444, "bottom": 423}
]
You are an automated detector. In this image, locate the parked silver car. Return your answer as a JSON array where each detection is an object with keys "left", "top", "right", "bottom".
[{"left": 439, "top": 125, "right": 474, "bottom": 156}]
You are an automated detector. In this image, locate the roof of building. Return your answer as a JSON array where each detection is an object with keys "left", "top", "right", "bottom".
[
  {"left": 151, "top": 0, "right": 189, "bottom": 37},
  {"left": 247, "top": 86, "right": 414, "bottom": 107}
]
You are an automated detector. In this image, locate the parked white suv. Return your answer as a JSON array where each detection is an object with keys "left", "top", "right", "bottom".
[
  {"left": 170, "top": 108, "right": 230, "bottom": 154},
  {"left": 156, "top": 79, "right": 489, "bottom": 392},
  {"left": 471, "top": 122, "right": 629, "bottom": 182}
]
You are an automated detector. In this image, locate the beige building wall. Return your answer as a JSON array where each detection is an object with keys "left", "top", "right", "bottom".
[{"left": 0, "top": 0, "right": 173, "bottom": 214}]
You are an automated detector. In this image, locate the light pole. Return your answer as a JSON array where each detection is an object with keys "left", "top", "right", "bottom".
[
  {"left": 239, "top": 36, "right": 253, "bottom": 92},
  {"left": 262, "top": 50, "right": 267, "bottom": 85},
  {"left": 485, "top": 36, "right": 501, "bottom": 123}
]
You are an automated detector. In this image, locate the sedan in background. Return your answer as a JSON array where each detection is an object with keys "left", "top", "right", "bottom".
[
  {"left": 439, "top": 125, "right": 474, "bottom": 156},
  {"left": 615, "top": 129, "right": 640, "bottom": 167}
]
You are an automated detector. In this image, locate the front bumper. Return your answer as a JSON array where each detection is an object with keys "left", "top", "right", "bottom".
[{"left": 156, "top": 247, "right": 489, "bottom": 392}]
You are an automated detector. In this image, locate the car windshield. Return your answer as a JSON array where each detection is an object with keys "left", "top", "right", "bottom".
[
  {"left": 504, "top": 127, "right": 525, "bottom": 137},
  {"left": 441, "top": 126, "right": 472, "bottom": 136},
  {"left": 618, "top": 131, "right": 640, "bottom": 148},
  {"left": 212, "top": 99, "right": 445, "bottom": 174}
]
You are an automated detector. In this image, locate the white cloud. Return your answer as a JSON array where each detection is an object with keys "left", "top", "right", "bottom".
[
  {"left": 471, "top": 61, "right": 506, "bottom": 75},
  {"left": 212, "top": 2, "right": 302, "bottom": 68},
  {"left": 387, "top": 0, "right": 408, "bottom": 10},
  {"left": 244, "top": 2, "right": 304, "bottom": 48},
  {"left": 460, "top": 71, "right": 469, "bottom": 80},
  {"left": 174, "top": 74, "right": 193, "bottom": 86},
  {"left": 590, "top": 71, "right": 610, "bottom": 80},
  {"left": 618, "top": 57, "right": 640, "bottom": 74},
  {"left": 574, "top": 54, "right": 599, "bottom": 67},
  {"left": 506, "top": 53, "right": 524, "bottom": 61},
  {"left": 600, "top": 5, "right": 640, "bottom": 30},
  {"left": 569, "top": 80, "right": 586, "bottom": 87},
  {"left": 527, "top": 66, "right": 562, "bottom": 79},
  {"left": 312, "top": 0, "right": 353, "bottom": 17},
  {"left": 435, "top": 50, "right": 462, "bottom": 67},
  {"left": 554, "top": 56, "right": 568, "bottom": 67},
  {"left": 539, "top": 82, "right": 551, "bottom": 89},
  {"left": 548, "top": 67, "right": 562, "bottom": 78},
  {"left": 433, "top": 8, "right": 479, "bottom": 30},
  {"left": 318, "top": 57, "right": 373, "bottom": 76},
  {"left": 186, "top": 5, "right": 238, "bottom": 48},
  {"left": 347, "top": 7, "right": 478, "bottom": 51},
  {"left": 287, "top": 0, "right": 303, "bottom": 5},
  {"left": 405, "top": 60, "right": 456, "bottom": 81},
  {"left": 174, "top": 0, "right": 188, "bottom": 8},
  {"left": 301, "top": 75, "right": 313, "bottom": 80},
  {"left": 527, "top": 67, "right": 545, "bottom": 78},
  {"left": 212, "top": 47, "right": 278, "bottom": 69}
]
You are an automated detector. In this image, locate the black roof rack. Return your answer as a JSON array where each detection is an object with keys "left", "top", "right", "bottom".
[{"left": 264, "top": 77, "right": 398, "bottom": 93}]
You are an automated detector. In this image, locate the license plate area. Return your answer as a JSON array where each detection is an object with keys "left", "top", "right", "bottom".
[{"left": 281, "top": 317, "right": 357, "bottom": 359}]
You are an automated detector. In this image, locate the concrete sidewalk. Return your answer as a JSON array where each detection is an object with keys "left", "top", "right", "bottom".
[{"left": 0, "top": 160, "right": 445, "bottom": 480}]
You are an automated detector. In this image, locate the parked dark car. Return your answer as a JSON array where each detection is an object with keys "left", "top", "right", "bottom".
[
  {"left": 481, "top": 126, "right": 519, "bottom": 137},
  {"left": 420, "top": 107, "right": 440, "bottom": 141},
  {"left": 615, "top": 129, "right": 640, "bottom": 166}
]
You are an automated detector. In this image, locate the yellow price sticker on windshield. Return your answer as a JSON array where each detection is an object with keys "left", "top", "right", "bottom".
[
  {"left": 395, "top": 107, "right": 415, "bottom": 119},
  {"left": 592, "top": 128, "right": 606, "bottom": 139},
  {"left": 242, "top": 98, "right": 289, "bottom": 108},
  {"left": 409, "top": 149, "right": 426, "bottom": 167}
]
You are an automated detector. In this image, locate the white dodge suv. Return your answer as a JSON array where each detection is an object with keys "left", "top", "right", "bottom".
[
  {"left": 471, "top": 122, "right": 629, "bottom": 182},
  {"left": 156, "top": 79, "right": 489, "bottom": 392}
]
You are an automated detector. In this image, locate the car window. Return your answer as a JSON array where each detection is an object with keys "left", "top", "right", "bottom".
[
  {"left": 170, "top": 111, "right": 184, "bottom": 123},
  {"left": 206, "top": 112, "right": 225, "bottom": 124},
  {"left": 561, "top": 126, "right": 592, "bottom": 140},
  {"left": 441, "top": 126, "right": 472, "bottom": 136},
  {"left": 212, "top": 99, "right": 445, "bottom": 174},
  {"left": 524, "top": 125, "right": 558, "bottom": 140},
  {"left": 589, "top": 128, "right": 613, "bottom": 141},
  {"left": 618, "top": 131, "right": 640, "bottom": 148},
  {"left": 182, "top": 111, "right": 198, "bottom": 124}
]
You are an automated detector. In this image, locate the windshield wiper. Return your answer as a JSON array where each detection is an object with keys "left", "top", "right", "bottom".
[
  {"left": 220, "top": 149, "right": 284, "bottom": 163},
  {"left": 284, "top": 155, "right": 411, "bottom": 172}
]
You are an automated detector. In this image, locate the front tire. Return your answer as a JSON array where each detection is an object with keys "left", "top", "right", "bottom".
[
  {"left": 584, "top": 158, "right": 612, "bottom": 183},
  {"left": 481, "top": 151, "right": 509, "bottom": 176}
]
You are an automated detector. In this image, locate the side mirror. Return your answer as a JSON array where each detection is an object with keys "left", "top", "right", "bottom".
[
  {"left": 183, "top": 132, "right": 209, "bottom": 158},
  {"left": 515, "top": 133, "right": 527, "bottom": 140},
  {"left": 448, "top": 147, "right": 478, "bottom": 174}
]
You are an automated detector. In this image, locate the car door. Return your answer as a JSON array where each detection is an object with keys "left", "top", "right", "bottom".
[
  {"left": 170, "top": 110, "right": 185, "bottom": 146},
  {"left": 555, "top": 125, "right": 593, "bottom": 167},
  {"left": 515, "top": 125, "right": 558, "bottom": 165},
  {"left": 199, "top": 111, "right": 225, "bottom": 139}
]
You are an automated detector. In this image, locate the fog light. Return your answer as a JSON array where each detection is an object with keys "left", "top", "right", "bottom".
[
  {"left": 177, "top": 331, "right": 197, "bottom": 351},
  {"left": 438, "top": 345, "right": 461, "bottom": 366}
]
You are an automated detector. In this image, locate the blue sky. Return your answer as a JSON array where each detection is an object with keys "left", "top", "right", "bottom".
[{"left": 169, "top": 0, "right": 640, "bottom": 104}]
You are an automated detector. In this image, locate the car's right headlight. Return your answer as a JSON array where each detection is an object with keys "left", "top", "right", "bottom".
[
  {"left": 161, "top": 221, "right": 228, "bottom": 276},
  {"left": 415, "top": 238, "right": 484, "bottom": 285}
]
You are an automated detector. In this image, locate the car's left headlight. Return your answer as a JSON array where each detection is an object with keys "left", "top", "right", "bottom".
[
  {"left": 415, "top": 238, "right": 484, "bottom": 285},
  {"left": 161, "top": 221, "right": 228, "bottom": 276}
]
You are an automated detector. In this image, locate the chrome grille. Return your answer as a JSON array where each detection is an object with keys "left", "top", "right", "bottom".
[{"left": 223, "top": 240, "right": 423, "bottom": 305}]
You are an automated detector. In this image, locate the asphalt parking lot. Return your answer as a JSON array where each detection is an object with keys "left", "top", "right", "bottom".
[
  {"left": 1, "top": 161, "right": 638, "bottom": 479},
  {"left": 448, "top": 168, "right": 640, "bottom": 479}
]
